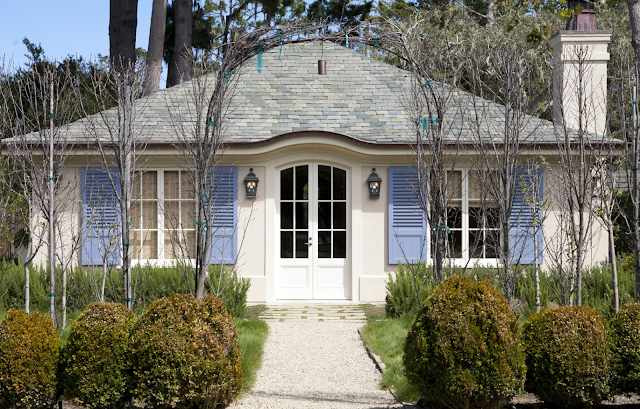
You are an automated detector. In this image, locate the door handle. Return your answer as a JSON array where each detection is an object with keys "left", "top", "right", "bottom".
[{"left": 305, "top": 237, "right": 312, "bottom": 246}]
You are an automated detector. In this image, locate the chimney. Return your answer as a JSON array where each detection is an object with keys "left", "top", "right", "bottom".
[{"left": 550, "top": 1, "right": 611, "bottom": 135}]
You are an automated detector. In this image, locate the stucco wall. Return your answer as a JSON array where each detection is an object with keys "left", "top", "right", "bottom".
[{"left": 33, "top": 135, "right": 611, "bottom": 304}]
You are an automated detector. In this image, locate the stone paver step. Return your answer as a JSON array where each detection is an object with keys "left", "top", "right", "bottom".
[{"left": 259, "top": 304, "right": 368, "bottom": 322}]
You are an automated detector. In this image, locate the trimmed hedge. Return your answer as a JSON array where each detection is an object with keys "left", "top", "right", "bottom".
[
  {"left": 404, "top": 275, "right": 525, "bottom": 409},
  {"left": 130, "top": 293, "right": 242, "bottom": 408},
  {"left": 0, "top": 309, "right": 60, "bottom": 409},
  {"left": 523, "top": 306, "right": 610, "bottom": 408},
  {"left": 610, "top": 302, "right": 640, "bottom": 395},
  {"left": 59, "top": 302, "right": 135, "bottom": 408}
]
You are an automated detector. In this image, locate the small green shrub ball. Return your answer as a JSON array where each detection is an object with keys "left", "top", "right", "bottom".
[
  {"left": 0, "top": 309, "right": 60, "bottom": 409},
  {"left": 59, "top": 302, "right": 135, "bottom": 408},
  {"left": 610, "top": 303, "right": 640, "bottom": 395},
  {"left": 404, "top": 274, "right": 526, "bottom": 409},
  {"left": 523, "top": 306, "right": 610, "bottom": 408},
  {"left": 130, "top": 293, "right": 242, "bottom": 408}
]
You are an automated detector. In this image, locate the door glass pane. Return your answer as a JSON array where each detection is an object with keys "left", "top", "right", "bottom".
[
  {"left": 318, "top": 232, "right": 332, "bottom": 258},
  {"left": 333, "top": 168, "right": 346, "bottom": 200},
  {"left": 281, "top": 168, "right": 293, "bottom": 200},
  {"left": 318, "top": 165, "right": 331, "bottom": 200},
  {"left": 295, "top": 231, "right": 308, "bottom": 258},
  {"left": 281, "top": 232, "right": 293, "bottom": 258},
  {"left": 281, "top": 202, "right": 293, "bottom": 229},
  {"left": 318, "top": 202, "right": 331, "bottom": 230},
  {"left": 333, "top": 231, "right": 346, "bottom": 258},
  {"left": 296, "top": 166, "right": 308, "bottom": 200},
  {"left": 295, "top": 203, "right": 308, "bottom": 229},
  {"left": 333, "top": 202, "right": 346, "bottom": 230}
]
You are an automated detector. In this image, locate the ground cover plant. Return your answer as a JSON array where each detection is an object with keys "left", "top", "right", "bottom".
[
  {"left": 359, "top": 313, "right": 419, "bottom": 402},
  {"left": 0, "top": 309, "right": 60, "bottom": 409},
  {"left": 129, "top": 293, "right": 243, "bottom": 408},
  {"left": 235, "top": 317, "right": 269, "bottom": 395},
  {"left": 0, "top": 262, "right": 251, "bottom": 319},
  {"left": 404, "top": 274, "right": 526, "bottom": 409},
  {"left": 523, "top": 306, "right": 610, "bottom": 408}
]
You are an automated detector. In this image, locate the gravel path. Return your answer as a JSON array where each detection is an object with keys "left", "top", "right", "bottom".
[{"left": 229, "top": 321, "right": 402, "bottom": 409}]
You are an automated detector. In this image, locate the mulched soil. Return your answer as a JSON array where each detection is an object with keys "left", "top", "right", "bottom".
[{"left": 511, "top": 393, "right": 640, "bottom": 408}]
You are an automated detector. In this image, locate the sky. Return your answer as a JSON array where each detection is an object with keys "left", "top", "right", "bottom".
[{"left": 0, "top": 0, "right": 154, "bottom": 68}]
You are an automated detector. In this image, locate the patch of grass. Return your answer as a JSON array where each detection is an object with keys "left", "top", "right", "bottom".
[
  {"left": 360, "top": 314, "right": 420, "bottom": 402},
  {"left": 235, "top": 317, "right": 269, "bottom": 396},
  {"left": 245, "top": 304, "right": 267, "bottom": 319},
  {"left": 361, "top": 303, "right": 386, "bottom": 320}
]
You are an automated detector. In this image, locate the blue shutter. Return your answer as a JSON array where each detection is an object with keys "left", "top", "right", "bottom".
[
  {"left": 81, "top": 167, "right": 121, "bottom": 266},
  {"left": 388, "top": 167, "right": 427, "bottom": 264},
  {"left": 208, "top": 167, "right": 237, "bottom": 264},
  {"left": 509, "top": 167, "right": 544, "bottom": 264}
]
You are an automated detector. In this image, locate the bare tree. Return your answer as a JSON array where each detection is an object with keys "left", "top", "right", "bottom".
[
  {"left": 552, "top": 44, "right": 605, "bottom": 306},
  {"left": 78, "top": 60, "right": 147, "bottom": 310},
  {"left": 1, "top": 60, "right": 79, "bottom": 325},
  {"left": 466, "top": 41, "right": 548, "bottom": 305}
]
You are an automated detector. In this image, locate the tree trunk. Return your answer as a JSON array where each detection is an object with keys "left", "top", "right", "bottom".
[
  {"left": 110, "top": 0, "right": 139, "bottom": 70},
  {"left": 143, "top": 0, "right": 167, "bottom": 96},
  {"left": 485, "top": 0, "right": 496, "bottom": 27},
  {"left": 48, "top": 79, "right": 57, "bottom": 327},
  {"left": 24, "top": 263, "right": 30, "bottom": 313},
  {"left": 608, "top": 215, "right": 619, "bottom": 314},
  {"left": 168, "top": 0, "right": 192, "bottom": 87},
  {"left": 61, "top": 268, "right": 67, "bottom": 330},
  {"left": 627, "top": 0, "right": 640, "bottom": 72},
  {"left": 101, "top": 263, "right": 107, "bottom": 302},
  {"left": 633, "top": 85, "right": 640, "bottom": 302}
]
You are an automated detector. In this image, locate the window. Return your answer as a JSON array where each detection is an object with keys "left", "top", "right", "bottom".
[
  {"left": 446, "top": 170, "right": 499, "bottom": 260},
  {"left": 82, "top": 167, "right": 237, "bottom": 265},
  {"left": 163, "top": 170, "right": 196, "bottom": 260},
  {"left": 131, "top": 171, "right": 158, "bottom": 259}
]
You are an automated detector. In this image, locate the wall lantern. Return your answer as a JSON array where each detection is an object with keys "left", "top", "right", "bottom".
[
  {"left": 244, "top": 168, "right": 259, "bottom": 198},
  {"left": 367, "top": 168, "right": 382, "bottom": 198}
]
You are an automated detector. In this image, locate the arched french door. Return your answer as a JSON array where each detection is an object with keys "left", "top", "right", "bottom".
[{"left": 276, "top": 163, "right": 350, "bottom": 299}]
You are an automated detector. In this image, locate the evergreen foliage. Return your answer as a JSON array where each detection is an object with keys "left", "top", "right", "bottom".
[
  {"left": 523, "top": 306, "right": 610, "bottom": 407},
  {"left": 609, "top": 303, "right": 640, "bottom": 395},
  {"left": 404, "top": 275, "right": 525, "bottom": 409},
  {"left": 0, "top": 309, "right": 60, "bottom": 409},
  {"left": 58, "top": 302, "right": 135, "bottom": 408},
  {"left": 130, "top": 293, "right": 242, "bottom": 408}
]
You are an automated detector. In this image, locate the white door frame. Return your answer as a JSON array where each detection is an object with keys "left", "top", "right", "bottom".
[{"left": 275, "top": 162, "right": 351, "bottom": 300}]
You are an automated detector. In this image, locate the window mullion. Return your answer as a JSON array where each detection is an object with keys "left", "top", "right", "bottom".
[{"left": 462, "top": 169, "right": 469, "bottom": 260}]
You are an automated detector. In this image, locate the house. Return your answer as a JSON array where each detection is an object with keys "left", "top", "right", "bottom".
[{"left": 26, "top": 24, "right": 612, "bottom": 304}]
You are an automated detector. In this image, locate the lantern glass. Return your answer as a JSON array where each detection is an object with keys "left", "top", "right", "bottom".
[
  {"left": 244, "top": 168, "right": 259, "bottom": 198},
  {"left": 366, "top": 168, "right": 382, "bottom": 199}
]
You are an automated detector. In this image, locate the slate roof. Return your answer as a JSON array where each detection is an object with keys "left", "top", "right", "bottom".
[{"left": 29, "top": 41, "right": 558, "bottom": 145}]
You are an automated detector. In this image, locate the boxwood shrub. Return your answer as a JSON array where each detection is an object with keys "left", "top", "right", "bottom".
[
  {"left": 522, "top": 306, "right": 610, "bottom": 408},
  {"left": 130, "top": 293, "right": 242, "bottom": 408},
  {"left": 58, "top": 302, "right": 135, "bottom": 408},
  {"left": 0, "top": 309, "right": 60, "bottom": 409},
  {"left": 609, "top": 302, "right": 640, "bottom": 395},
  {"left": 404, "top": 274, "right": 526, "bottom": 409}
]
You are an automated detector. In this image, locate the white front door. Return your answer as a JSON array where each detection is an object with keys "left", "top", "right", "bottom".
[{"left": 277, "top": 163, "right": 350, "bottom": 300}]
